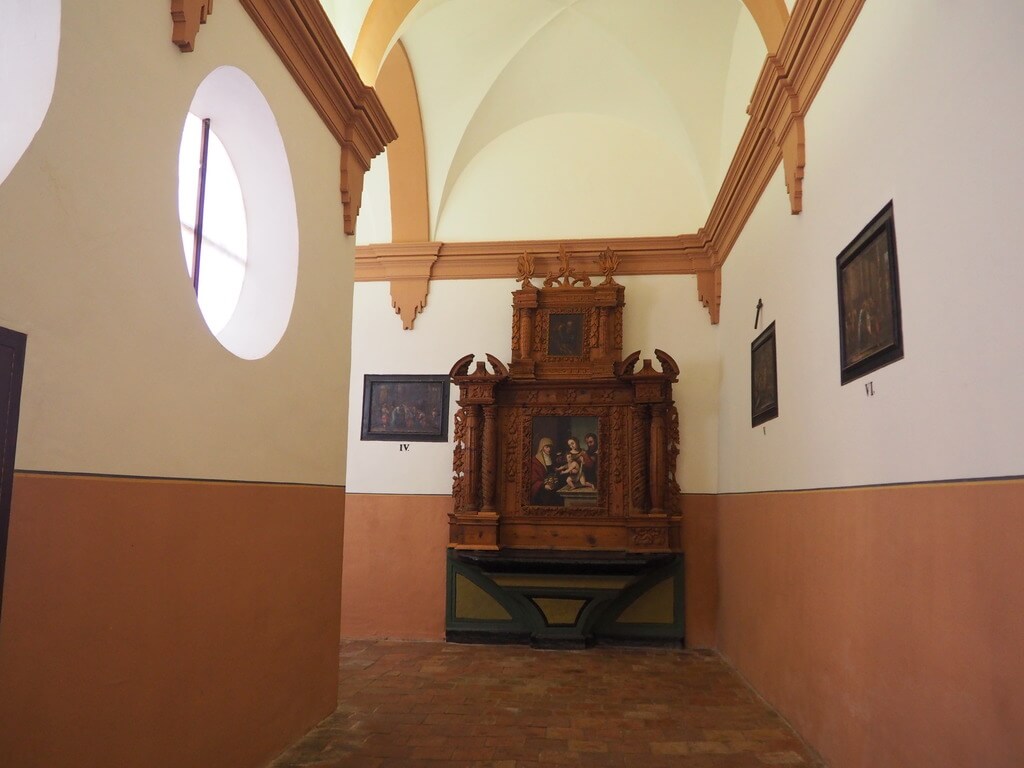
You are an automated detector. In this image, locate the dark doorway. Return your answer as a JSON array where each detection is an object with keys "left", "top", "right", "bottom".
[{"left": 0, "top": 326, "right": 26, "bottom": 623}]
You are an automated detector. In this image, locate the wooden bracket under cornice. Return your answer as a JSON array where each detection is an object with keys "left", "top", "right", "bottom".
[
  {"left": 696, "top": 268, "right": 722, "bottom": 325},
  {"left": 237, "top": 0, "right": 397, "bottom": 236},
  {"left": 749, "top": 53, "right": 807, "bottom": 215},
  {"left": 358, "top": 243, "right": 442, "bottom": 329},
  {"left": 340, "top": 143, "right": 366, "bottom": 237},
  {"left": 170, "top": 0, "right": 213, "bottom": 52},
  {"left": 780, "top": 118, "right": 806, "bottom": 214}
]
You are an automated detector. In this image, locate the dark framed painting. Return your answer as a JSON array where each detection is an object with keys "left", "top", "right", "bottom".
[
  {"left": 837, "top": 201, "right": 904, "bottom": 384},
  {"left": 527, "top": 415, "right": 601, "bottom": 508},
  {"left": 751, "top": 321, "right": 778, "bottom": 427},
  {"left": 0, "top": 325, "right": 27, "bottom": 624},
  {"left": 547, "top": 312, "right": 584, "bottom": 357},
  {"left": 360, "top": 374, "right": 450, "bottom": 442}
]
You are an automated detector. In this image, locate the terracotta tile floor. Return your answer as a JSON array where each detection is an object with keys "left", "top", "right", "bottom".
[{"left": 267, "top": 640, "right": 822, "bottom": 768}]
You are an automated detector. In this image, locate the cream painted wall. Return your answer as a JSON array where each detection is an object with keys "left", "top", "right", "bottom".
[
  {"left": 0, "top": 1, "right": 352, "bottom": 484},
  {"left": 347, "top": 275, "right": 718, "bottom": 495},
  {"left": 436, "top": 114, "right": 707, "bottom": 240},
  {"left": 0, "top": 0, "right": 60, "bottom": 185},
  {"left": 716, "top": 0, "right": 1024, "bottom": 492}
]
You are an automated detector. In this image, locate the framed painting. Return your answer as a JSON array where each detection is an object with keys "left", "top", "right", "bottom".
[
  {"left": 547, "top": 312, "right": 585, "bottom": 357},
  {"left": 527, "top": 414, "right": 601, "bottom": 508},
  {"left": 837, "top": 201, "right": 904, "bottom": 384},
  {"left": 751, "top": 321, "right": 778, "bottom": 427},
  {"left": 360, "top": 374, "right": 450, "bottom": 442}
]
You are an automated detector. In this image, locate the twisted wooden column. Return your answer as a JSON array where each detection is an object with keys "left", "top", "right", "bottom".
[
  {"left": 463, "top": 404, "right": 482, "bottom": 512},
  {"left": 630, "top": 404, "right": 650, "bottom": 512},
  {"left": 519, "top": 310, "right": 534, "bottom": 359},
  {"left": 648, "top": 404, "right": 667, "bottom": 514},
  {"left": 481, "top": 405, "right": 498, "bottom": 512},
  {"left": 598, "top": 307, "right": 610, "bottom": 353}
]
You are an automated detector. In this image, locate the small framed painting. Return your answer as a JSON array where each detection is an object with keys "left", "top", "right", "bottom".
[
  {"left": 547, "top": 312, "right": 585, "bottom": 357},
  {"left": 837, "top": 201, "right": 904, "bottom": 384},
  {"left": 360, "top": 374, "right": 450, "bottom": 442},
  {"left": 751, "top": 321, "right": 778, "bottom": 427}
]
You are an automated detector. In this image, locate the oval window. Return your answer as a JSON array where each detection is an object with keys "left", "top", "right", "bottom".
[{"left": 178, "top": 67, "right": 299, "bottom": 359}]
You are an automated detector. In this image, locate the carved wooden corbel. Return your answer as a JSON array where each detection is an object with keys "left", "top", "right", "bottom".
[
  {"left": 749, "top": 53, "right": 806, "bottom": 216},
  {"left": 352, "top": 242, "right": 442, "bottom": 329},
  {"left": 340, "top": 143, "right": 366, "bottom": 237},
  {"left": 390, "top": 268, "right": 435, "bottom": 331},
  {"left": 171, "top": 0, "right": 213, "bottom": 52},
  {"left": 696, "top": 267, "right": 722, "bottom": 325},
  {"left": 780, "top": 116, "right": 806, "bottom": 214},
  {"left": 774, "top": 72, "right": 806, "bottom": 216}
]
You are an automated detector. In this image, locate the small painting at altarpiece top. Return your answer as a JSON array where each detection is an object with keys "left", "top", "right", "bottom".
[
  {"left": 361, "top": 374, "right": 449, "bottom": 442},
  {"left": 528, "top": 415, "right": 600, "bottom": 507},
  {"left": 547, "top": 313, "right": 584, "bottom": 357}
]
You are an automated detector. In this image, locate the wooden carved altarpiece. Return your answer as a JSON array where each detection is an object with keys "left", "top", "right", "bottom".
[{"left": 449, "top": 247, "right": 682, "bottom": 554}]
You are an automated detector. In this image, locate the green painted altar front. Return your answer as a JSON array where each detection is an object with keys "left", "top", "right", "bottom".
[{"left": 446, "top": 549, "right": 684, "bottom": 648}]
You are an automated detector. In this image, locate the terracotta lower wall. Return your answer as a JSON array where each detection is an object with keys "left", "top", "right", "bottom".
[
  {"left": 717, "top": 479, "right": 1024, "bottom": 768},
  {"left": 681, "top": 493, "right": 718, "bottom": 649},
  {"left": 340, "top": 494, "right": 451, "bottom": 640},
  {"left": 341, "top": 492, "right": 718, "bottom": 648},
  {"left": 0, "top": 473, "right": 345, "bottom": 768}
]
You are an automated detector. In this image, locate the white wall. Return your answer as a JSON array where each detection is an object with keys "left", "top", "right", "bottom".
[
  {"left": 347, "top": 274, "right": 718, "bottom": 495},
  {"left": 717, "top": 0, "right": 1024, "bottom": 492},
  {"left": 0, "top": 0, "right": 353, "bottom": 484}
]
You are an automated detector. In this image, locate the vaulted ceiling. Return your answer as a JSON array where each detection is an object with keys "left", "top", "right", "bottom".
[{"left": 322, "top": 0, "right": 792, "bottom": 244}]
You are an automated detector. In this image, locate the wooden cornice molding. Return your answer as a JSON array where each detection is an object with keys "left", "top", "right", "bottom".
[
  {"left": 237, "top": 0, "right": 397, "bottom": 235},
  {"left": 354, "top": 0, "right": 865, "bottom": 326},
  {"left": 357, "top": 235, "right": 714, "bottom": 280},
  {"left": 356, "top": 236, "right": 717, "bottom": 329},
  {"left": 170, "top": 0, "right": 213, "bottom": 52}
]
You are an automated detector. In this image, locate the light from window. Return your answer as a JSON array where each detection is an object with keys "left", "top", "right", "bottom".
[
  {"left": 178, "top": 113, "right": 247, "bottom": 335},
  {"left": 0, "top": 0, "right": 61, "bottom": 186}
]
